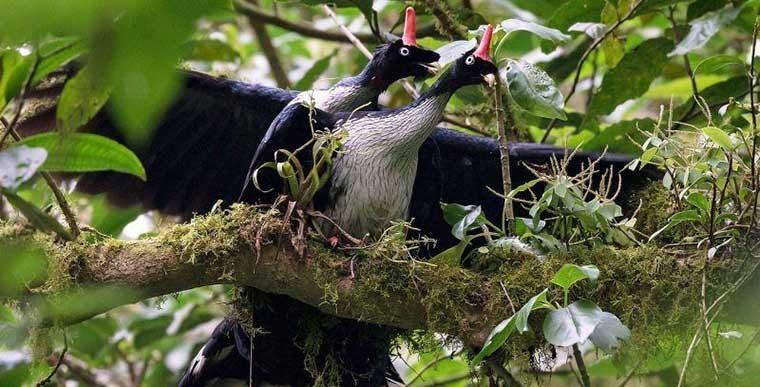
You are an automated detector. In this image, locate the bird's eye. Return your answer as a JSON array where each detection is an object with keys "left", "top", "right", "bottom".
[
  {"left": 399, "top": 47, "right": 410, "bottom": 56},
  {"left": 465, "top": 55, "right": 475, "bottom": 65}
]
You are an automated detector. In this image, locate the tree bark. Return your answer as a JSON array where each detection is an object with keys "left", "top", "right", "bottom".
[{"left": 4, "top": 204, "right": 759, "bottom": 350}]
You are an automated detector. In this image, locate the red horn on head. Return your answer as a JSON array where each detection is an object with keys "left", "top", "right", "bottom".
[
  {"left": 474, "top": 24, "right": 493, "bottom": 62},
  {"left": 402, "top": 7, "right": 417, "bottom": 46}
]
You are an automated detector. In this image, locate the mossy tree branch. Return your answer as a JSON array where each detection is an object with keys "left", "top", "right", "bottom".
[{"left": 3, "top": 203, "right": 759, "bottom": 351}]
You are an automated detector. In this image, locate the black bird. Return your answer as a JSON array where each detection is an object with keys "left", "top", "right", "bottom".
[
  {"left": 241, "top": 7, "right": 440, "bottom": 204},
  {"left": 19, "top": 7, "right": 438, "bottom": 220}
]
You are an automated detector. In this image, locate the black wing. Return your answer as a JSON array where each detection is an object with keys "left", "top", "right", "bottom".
[
  {"left": 411, "top": 128, "right": 653, "bottom": 254},
  {"left": 19, "top": 70, "right": 297, "bottom": 220},
  {"left": 238, "top": 102, "right": 339, "bottom": 204},
  {"left": 178, "top": 318, "right": 250, "bottom": 387}
]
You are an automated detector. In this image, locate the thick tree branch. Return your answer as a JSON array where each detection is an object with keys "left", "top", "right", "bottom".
[{"left": 4, "top": 203, "right": 759, "bottom": 351}]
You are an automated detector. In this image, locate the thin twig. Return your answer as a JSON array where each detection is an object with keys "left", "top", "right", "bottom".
[
  {"left": 246, "top": 0, "right": 290, "bottom": 88},
  {"left": 491, "top": 81, "right": 515, "bottom": 235},
  {"left": 616, "top": 359, "right": 644, "bottom": 387},
  {"left": 541, "top": 0, "right": 643, "bottom": 143},
  {"left": 37, "top": 331, "right": 68, "bottom": 387},
  {"left": 420, "top": 0, "right": 466, "bottom": 40},
  {"left": 2, "top": 118, "right": 81, "bottom": 240},
  {"left": 749, "top": 17, "right": 759, "bottom": 228},
  {"left": 486, "top": 359, "right": 524, "bottom": 387},
  {"left": 407, "top": 349, "right": 463, "bottom": 385},
  {"left": 234, "top": 0, "right": 439, "bottom": 44},
  {"left": 572, "top": 343, "right": 591, "bottom": 387}
]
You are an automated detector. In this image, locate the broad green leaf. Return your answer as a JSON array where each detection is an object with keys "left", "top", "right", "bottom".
[
  {"left": 440, "top": 203, "right": 487, "bottom": 240},
  {"left": 551, "top": 264, "right": 600, "bottom": 291},
  {"left": 56, "top": 65, "right": 111, "bottom": 133},
  {"left": 499, "top": 19, "right": 571, "bottom": 43},
  {"left": 515, "top": 288, "right": 550, "bottom": 333},
  {"left": 2, "top": 190, "right": 72, "bottom": 239},
  {"left": 545, "top": 0, "right": 606, "bottom": 32},
  {"left": 182, "top": 38, "right": 240, "bottom": 62},
  {"left": 0, "top": 49, "right": 33, "bottom": 107},
  {"left": 0, "top": 145, "right": 47, "bottom": 191},
  {"left": 506, "top": 59, "right": 566, "bottom": 119},
  {"left": 669, "top": 6, "right": 742, "bottom": 57},
  {"left": 293, "top": 49, "right": 337, "bottom": 90},
  {"left": 507, "top": 179, "right": 540, "bottom": 199},
  {"left": 692, "top": 55, "right": 743, "bottom": 76},
  {"left": 686, "top": 192, "right": 710, "bottom": 214},
  {"left": 17, "top": 133, "right": 146, "bottom": 180},
  {"left": 436, "top": 39, "right": 476, "bottom": 65},
  {"left": 601, "top": 35, "right": 625, "bottom": 68},
  {"left": 702, "top": 126, "right": 734, "bottom": 149},
  {"left": 588, "top": 311, "right": 630, "bottom": 352},
  {"left": 429, "top": 238, "right": 468, "bottom": 267},
  {"left": 543, "top": 300, "right": 604, "bottom": 346},
  {"left": 585, "top": 38, "right": 673, "bottom": 120},
  {"left": 687, "top": 0, "right": 729, "bottom": 21},
  {"left": 33, "top": 37, "right": 85, "bottom": 83},
  {"left": 649, "top": 209, "right": 701, "bottom": 240},
  {"left": 568, "top": 22, "right": 606, "bottom": 39},
  {"left": 472, "top": 315, "right": 516, "bottom": 363}
]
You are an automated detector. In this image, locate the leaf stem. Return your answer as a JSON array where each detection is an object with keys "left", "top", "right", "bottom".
[{"left": 572, "top": 343, "right": 591, "bottom": 387}]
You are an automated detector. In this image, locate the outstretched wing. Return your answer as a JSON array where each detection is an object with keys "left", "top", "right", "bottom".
[
  {"left": 411, "top": 128, "right": 650, "bottom": 254},
  {"left": 239, "top": 102, "right": 339, "bottom": 204},
  {"left": 19, "top": 70, "right": 297, "bottom": 219}
]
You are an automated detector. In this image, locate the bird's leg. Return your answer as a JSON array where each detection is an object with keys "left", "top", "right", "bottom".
[{"left": 328, "top": 235, "right": 340, "bottom": 248}]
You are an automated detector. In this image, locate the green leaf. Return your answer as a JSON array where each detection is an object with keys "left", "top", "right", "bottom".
[
  {"left": 436, "top": 39, "right": 476, "bottom": 65},
  {"left": 429, "top": 238, "right": 468, "bottom": 267},
  {"left": 16, "top": 133, "right": 146, "bottom": 180},
  {"left": 0, "top": 145, "right": 47, "bottom": 191},
  {"left": 56, "top": 65, "right": 111, "bottom": 133},
  {"left": 441, "top": 203, "right": 487, "bottom": 240},
  {"left": 515, "top": 288, "right": 550, "bottom": 333},
  {"left": 472, "top": 315, "right": 516, "bottom": 363},
  {"left": 182, "top": 38, "right": 240, "bottom": 62},
  {"left": 506, "top": 59, "right": 566, "bottom": 119},
  {"left": 568, "top": 22, "right": 606, "bottom": 39},
  {"left": 0, "top": 49, "right": 33, "bottom": 107},
  {"left": 585, "top": 38, "right": 674, "bottom": 120},
  {"left": 33, "top": 37, "right": 85, "bottom": 83},
  {"left": 686, "top": 192, "right": 710, "bottom": 214},
  {"left": 499, "top": 19, "right": 571, "bottom": 43},
  {"left": 702, "top": 126, "right": 734, "bottom": 149},
  {"left": 649, "top": 209, "right": 701, "bottom": 240},
  {"left": 551, "top": 264, "right": 600, "bottom": 291},
  {"left": 545, "top": 0, "right": 605, "bottom": 32},
  {"left": 543, "top": 300, "right": 604, "bottom": 347},
  {"left": 588, "top": 311, "right": 630, "bottom": 352},
  {"left": 293, "top": 49, "right": 337, "bottom": 90},
  {"left": 2, "top": 190, "right": 71, "bottom": 239},
  {"left": 669, "top": 6, "right": 742, "bottom": 57}
]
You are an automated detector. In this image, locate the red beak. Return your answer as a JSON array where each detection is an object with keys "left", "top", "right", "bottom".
[
  {"left": 402, "top": 7, "right": 417, "bottom": 47},
  {"left": 474, "top": 24, "right": 493, "bottom": 62}
]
